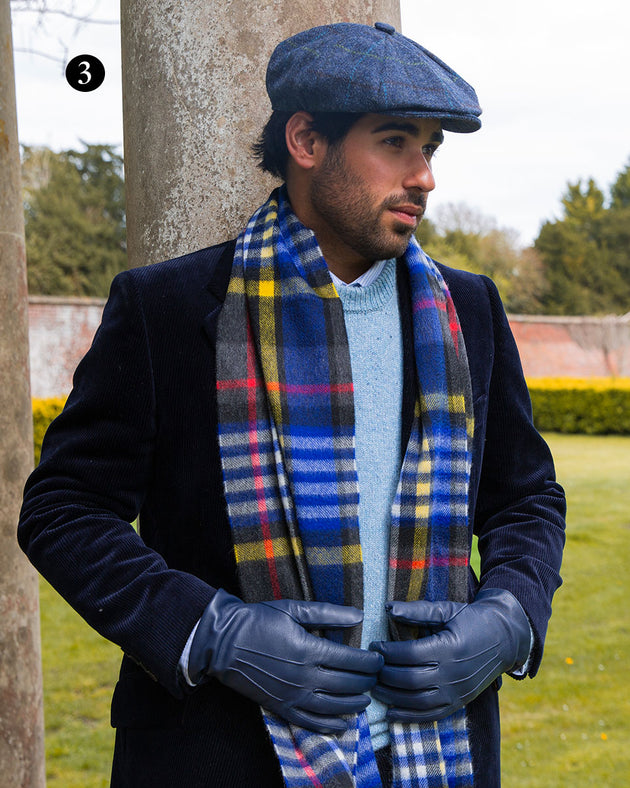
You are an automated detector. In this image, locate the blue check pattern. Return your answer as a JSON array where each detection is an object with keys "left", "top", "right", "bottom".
[{"left": 216, "top": 187, "right": 475, "bottom": 786}]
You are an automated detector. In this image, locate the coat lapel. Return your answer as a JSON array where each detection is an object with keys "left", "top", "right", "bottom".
[{"left": 202, "top": 239, "right": 237, "bottom": 345}]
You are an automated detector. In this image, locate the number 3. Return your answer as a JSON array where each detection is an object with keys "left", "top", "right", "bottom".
[{"left": 78, "top": 61, "right": 92, "bottom": 85}]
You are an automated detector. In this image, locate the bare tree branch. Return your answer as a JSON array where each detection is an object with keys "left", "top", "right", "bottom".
[
  {"left": 11, "top": 1, "right": 116, "bottom": 70},
  {"left": 13, "top": 46, "right": 65, "bottom": 65},
  {"left": 12, "top": 6, "right": 117, "bottom": 24}
]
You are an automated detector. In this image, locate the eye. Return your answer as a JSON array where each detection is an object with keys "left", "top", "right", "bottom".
[
  {"left": 383, "top": 135, "right": 405, "bottom": 148},
  {"left": 423, "top": 144, "right": 440, "bottom": 160}
]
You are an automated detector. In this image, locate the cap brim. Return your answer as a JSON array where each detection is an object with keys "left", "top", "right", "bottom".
[{"left": 390, "top": 109, "right": 482, "bottom": 133}]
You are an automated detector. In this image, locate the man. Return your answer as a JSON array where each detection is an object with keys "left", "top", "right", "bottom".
[{"left": 18, "top": 22, "right": 566, "bottom": 788}]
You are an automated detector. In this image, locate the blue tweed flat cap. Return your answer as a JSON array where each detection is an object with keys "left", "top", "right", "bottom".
[{"left": 267, "top": 22, "right": 482, "bottom": 133}]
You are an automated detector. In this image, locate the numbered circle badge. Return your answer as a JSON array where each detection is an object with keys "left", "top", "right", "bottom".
[{"left": 65, "top": 55, "right": 105, "bottom": 92}]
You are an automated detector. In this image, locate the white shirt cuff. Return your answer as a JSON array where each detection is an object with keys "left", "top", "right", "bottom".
[{"left": 178, "top": 619, "right": 201, "bottom": 687}]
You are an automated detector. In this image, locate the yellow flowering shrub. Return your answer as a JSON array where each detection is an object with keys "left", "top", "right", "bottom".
[
  {"left": 33, "top": 397, "right": 66, "bottom": 465},
  {"left": 527, "top": 378, "right": 630, "bottom": 434}
]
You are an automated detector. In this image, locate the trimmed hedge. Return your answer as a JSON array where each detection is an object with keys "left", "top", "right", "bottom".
[
  {"left": 527, "top": 378, "right": 630, "bottom": 434},
  {"left": 33, "top": 397, "right": 66, "bottom": 465}
]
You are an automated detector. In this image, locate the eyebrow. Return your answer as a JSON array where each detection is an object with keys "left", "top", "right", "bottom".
[{"left": 371, "top": 121, "right": 445, "bottom": 145}]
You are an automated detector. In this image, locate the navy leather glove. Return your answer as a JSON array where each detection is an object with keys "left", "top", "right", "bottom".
[
  {"left": 188, "top": 589, "right": 384, "bottom": 734},
  {"left": 370, "top": 587, "right": 531, "bottom": 723}
]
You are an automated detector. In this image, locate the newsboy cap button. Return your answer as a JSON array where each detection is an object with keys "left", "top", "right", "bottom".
[{"left": 374, "top": 22, "right": 396, "bottom": 35}]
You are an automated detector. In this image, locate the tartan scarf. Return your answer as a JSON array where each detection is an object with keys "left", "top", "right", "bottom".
[{"left": 215, "top": 186, "right": 475, "bottom": 787}]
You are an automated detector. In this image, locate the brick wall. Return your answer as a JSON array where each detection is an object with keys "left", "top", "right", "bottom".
[
  {"left": 28, "top": 296, "right": 106, "bottom": 399},
  {"left": 27, "top": 297, "right": 630, "bottom": 398},
  {"left": 510, "top": 315, "right": 630, "bottom": 379}
]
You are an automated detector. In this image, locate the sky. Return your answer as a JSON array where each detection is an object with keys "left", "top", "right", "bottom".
[{"left": 10, "top": 0, "right": 630, "bottom": 247}]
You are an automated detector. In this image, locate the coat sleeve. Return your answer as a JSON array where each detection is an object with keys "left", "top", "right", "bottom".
[
  {"left": 472, "top": 275, "right": 566, "bottom": 677},
  {"left": 18, "top": 271, "right": 216, "bottom": 697}
]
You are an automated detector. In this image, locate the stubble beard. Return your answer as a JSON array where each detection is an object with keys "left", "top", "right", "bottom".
[{"left": 310, "top": 147, "right": 426, "bottom": 265}]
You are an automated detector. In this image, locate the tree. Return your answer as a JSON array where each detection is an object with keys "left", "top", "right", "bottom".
[
  {"left": 535, "top": 165, "right": 630, "bottom": 315},
  {"left": 11, "top": 0, "right": 118, "bottom": 67},
  {"left": 610, "top": 160, "right": 630, "bottom": 209},
  {"left": 418, "top": 203, "right": 546, "bottom": 314},
  {"left": 22, "top": 143, "right": 127, "bottom": 296}
]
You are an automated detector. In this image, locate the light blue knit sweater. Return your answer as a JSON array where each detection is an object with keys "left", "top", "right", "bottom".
[{"left": 335, "top": 259, "right": 403, "bottom": 751}]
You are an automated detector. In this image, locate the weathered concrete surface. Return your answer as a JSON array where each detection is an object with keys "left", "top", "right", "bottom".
[
  {"left": 121, "top": 0, "right": 401, "bottom": 268},
  {"left": 0, "top": 1, "right": 46, "bottom": 784}
]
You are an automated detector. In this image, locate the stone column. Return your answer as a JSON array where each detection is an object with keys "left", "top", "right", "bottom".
[
  {"left": 121, "top": 0, "right": 401, "bottom": 268},
  {"left": 0, "top": 0, "right": 46, "bottom": 785}
]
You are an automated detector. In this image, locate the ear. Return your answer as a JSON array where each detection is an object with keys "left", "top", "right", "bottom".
[{"left": 285, "top": 112, "right": 327, "bottom": 171}]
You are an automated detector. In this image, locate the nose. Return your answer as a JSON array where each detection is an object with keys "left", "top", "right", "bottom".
[{"left": 403, "top": 154, "right": 436, "bottom": 193}]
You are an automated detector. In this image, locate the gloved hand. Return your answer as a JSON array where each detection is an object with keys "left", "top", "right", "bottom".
[
  {"left": 188, "top": 589, "right": 384, "bottom": 734},
  {"left": 369, "top": 587, "right": 531, "bottom": 723}
]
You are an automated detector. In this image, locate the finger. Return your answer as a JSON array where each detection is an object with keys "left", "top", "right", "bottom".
[
  {"left": 303, "top": 690, "right": 372, "bottom": 717},
  {"left": 285, "top": 708, "right": 348, "bottom": 734},
  {"left": 369, "top": 638, "right": 430, "bottom": 666},
  {"left": 371, "top": 630, "right": 458, "bottom": 667},
  {"left": 372, "top": 683, "right": 445, "bottom": 711},
  {"left": 386, "top": 704, "right": 454, "bottom": 724},
  {"left": 378, "top": 663, "right": 438, "bottom": 691},
  {"left": 272, "top": 600, "right": 364, "bottom": 630},
  {"left": 386, "top": 600, "right": 467, "bottom": 628},
  {"left": 316, "top": 639, "right": 384, "bottom": 675},
  {"left": 316, "top": 665, "right": 380, "bottom": 695}
]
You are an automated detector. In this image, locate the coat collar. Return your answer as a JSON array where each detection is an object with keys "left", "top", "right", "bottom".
[
  {"left": 202, "top": 239, "right": 237, "bottom": 345},
  {"left": 205, "top": 239, "right": 237, "bottom": 305}
]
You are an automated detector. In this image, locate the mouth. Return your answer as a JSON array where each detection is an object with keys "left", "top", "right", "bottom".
[{"left": 387, "top": 205, "right": 422, "bottom": 228}]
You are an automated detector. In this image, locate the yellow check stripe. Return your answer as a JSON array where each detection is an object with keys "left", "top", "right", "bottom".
[
  {"left": 234, "top": 539, "right": 363, "bottom": 566},
  {"left": 307, "top": 543, "right": 363, "bottom": 566},
  {"left": 448, "top": 393, "right": 467, "bottom": 413},
  {"left": 258, "top": 279, "right": 275, "bottom": 297},
  {"left": 312, "top": 281, "right": 339, "bottom": 299},
  {"left": 234, "top": 536, "right": 302, "bottom": 563}
]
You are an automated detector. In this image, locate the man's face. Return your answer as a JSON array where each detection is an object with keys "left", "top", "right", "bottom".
[{"left": 307, "top": 114, "right": 443, "bottom": 278}]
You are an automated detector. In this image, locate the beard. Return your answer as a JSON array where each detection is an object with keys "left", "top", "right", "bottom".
[{"left": 309, "top": 145, "right": 427, "bottom": 265}]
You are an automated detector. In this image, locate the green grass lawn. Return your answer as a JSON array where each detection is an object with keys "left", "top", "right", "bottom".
[
  {"left": 38, "top": 434, "right": 630, "bottom": 786},
  {"left": 39, "top": 581, "right": 119, "bottom": 788},
  {"left": 500, "top": 434, "right": 630, "bottom": 786}
]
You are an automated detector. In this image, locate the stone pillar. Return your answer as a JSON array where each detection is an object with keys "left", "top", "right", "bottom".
[
  {"left": 121, "top": 0, "right": 401, "bottom": 268},
  {"left": 0, "top": 1, "right": 46, "bottom": 785}
]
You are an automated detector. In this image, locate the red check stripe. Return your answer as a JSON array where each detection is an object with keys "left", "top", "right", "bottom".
[
  {"left": 293, "top": 743, "right": 324, "bottom": 788},
  {"left": 446, "top": 296, "right": 461, "bottom": 356},
  {"left": 217, "top": 377, "right": 257, "bottom": 390},
  {"left": 266, "top": 381, "right": 354, "bottom": 394},
  {"left": 390, "top": 555, "right": 469, "bottom": 570}
]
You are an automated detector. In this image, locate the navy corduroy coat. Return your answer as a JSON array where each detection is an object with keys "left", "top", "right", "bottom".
[{"left": 18, "top": 240, "right": 566, "bottom": 787}]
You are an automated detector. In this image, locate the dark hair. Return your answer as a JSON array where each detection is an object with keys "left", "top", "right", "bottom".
[{"left": 252, "top": 110, "right": 363, "bottom": 180}]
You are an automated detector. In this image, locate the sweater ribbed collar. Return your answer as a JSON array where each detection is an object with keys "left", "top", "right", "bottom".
[{"left": 333, "top": 258, "right": 397, "bottom": 313}]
